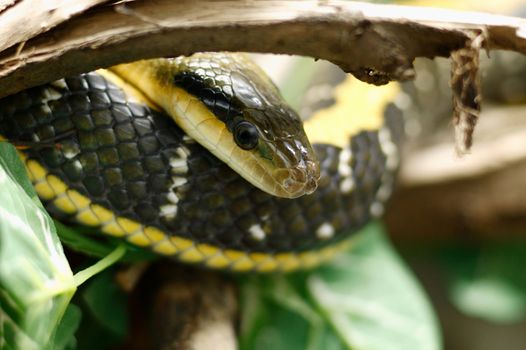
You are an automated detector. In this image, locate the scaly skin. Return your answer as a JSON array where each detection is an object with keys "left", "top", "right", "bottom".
[{"left": 0, "top": 54, "right": 401, "bottom": 272}]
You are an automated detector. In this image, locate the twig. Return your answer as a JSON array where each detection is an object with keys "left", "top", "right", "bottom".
[{"left": 451, "top": 31, "right": 484, "bottom": 154}]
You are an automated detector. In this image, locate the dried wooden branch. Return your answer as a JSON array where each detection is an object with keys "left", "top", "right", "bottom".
[
  {"left": 0, "top": 0, "right": 526, "bottom": 99},
  {"left": 0, "top": 0, "right": 109, "bottom": 53}
]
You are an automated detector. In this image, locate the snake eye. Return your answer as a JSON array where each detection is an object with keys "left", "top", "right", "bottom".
[{"left": 234, "top": 121, "right": 259, "bottom": 150}]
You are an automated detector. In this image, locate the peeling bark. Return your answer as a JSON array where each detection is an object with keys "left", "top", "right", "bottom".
[
  {"left": 0, "top": 0, "right": 525, "bottom": 98},
  {"left": 451, "top": 32, "right": 483, "bottom": 154}
]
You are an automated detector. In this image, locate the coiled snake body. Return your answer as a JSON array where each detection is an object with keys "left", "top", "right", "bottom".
[{"left": 0, "top": 53, "right": 401, "bottom": 272}]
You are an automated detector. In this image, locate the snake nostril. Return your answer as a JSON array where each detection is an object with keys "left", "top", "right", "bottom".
[
  {"left": 304, "top": 160, "right": 320, "bottom": 194},
  {"left": 291, "top": 168, "right": 306, "bottom": 183},
  {"left": 305, "top": 177, "right": 318, "bottom": 194}
]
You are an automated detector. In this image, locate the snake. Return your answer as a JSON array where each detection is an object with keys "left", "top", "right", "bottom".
[{"left": 0, "top": 53, "right": 401, "bottom": 272}]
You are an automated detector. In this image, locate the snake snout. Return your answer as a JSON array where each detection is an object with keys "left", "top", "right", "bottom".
[
  {"left": 302, "top": 159, "right": 320, "bottom": 194},
  {"left": 274, "top": 159, "right": 320, "bottom": 198}
]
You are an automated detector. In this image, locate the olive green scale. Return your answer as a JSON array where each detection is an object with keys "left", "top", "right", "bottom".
[{"left": 0, "top": 71, "right": 396, "bottom": 259}]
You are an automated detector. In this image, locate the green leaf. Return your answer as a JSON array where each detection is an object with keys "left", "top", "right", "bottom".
[
  {"left": 309, "top": 224, "right": 440, "bottom": 350},
  {"left": 442, "top": 242, "right": 526, "bottom": 323},
  {"left": 451, "top": 278, "right": 526, "bottom": 323},
  {"left": 49, "top": 304, "right": 82, "bottom": 350},
  {"left": 0, "top": 143, "right": 76, "bottom": 349},
  {"left": 81, "top": 269, "right": 128, "bottom": 338},
  {"left": 240, "top": 276, "right": 344, "bottom": 350},
  {"left": 239, "top": 223, "right": 440, "bottom": 350},
  {"left": 0, "top": 143, "right": 39, "bottom": 198}
]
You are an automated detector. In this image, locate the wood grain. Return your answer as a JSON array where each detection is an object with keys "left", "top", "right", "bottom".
[{"left": 0, "top": 0, "right": 525, "bottom": 98}]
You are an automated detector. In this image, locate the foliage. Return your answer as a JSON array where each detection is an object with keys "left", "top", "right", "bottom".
[
  {"left": 441, "top": 243, "right": 526, "bottom": 323},
  {"left": 0, "top": 143, "right": 75, "bottom": 350},
  {"left": 0, "top": 140, "right": 441, "bottom": 349},
  {"left": 239, "top": 224, "right": 441, "bottom": 350},
  {"left": 0, "top": 143, "right": 125, "bottom": 350}
]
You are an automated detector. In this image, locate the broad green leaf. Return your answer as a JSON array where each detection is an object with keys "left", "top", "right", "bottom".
[
  {"left": 0, "top": 143, "right": 75, "bottom": 349},
  {"left": 49, "top": 304, "right": 82, "bottom": 350},
  {"left": 451, "top": 278, "right": 526, "bottom": 323},
  {"left": 81, "top": 270, "right": 128, "bottom": 338},
  {"left": 442, "top": 243, "right": 526, "bottom": 323},
  {"left": 239, "top": 276, "right": 345, "bottom": 350},
  {"left": 309, "top": 224, "right": 440, "bottom": 350},
  {"left": 239, "top": 223, "right": 440, "bottom": 350}
]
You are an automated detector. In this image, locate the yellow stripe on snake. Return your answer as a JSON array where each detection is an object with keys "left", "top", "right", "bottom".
[{"left": 0, "top": 53, "right": 401, "bottom": 272}]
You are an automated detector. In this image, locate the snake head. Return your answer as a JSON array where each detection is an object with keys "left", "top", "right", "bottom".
[
  {"left": 166, "top": 53, "right": 321, "bottom": 198},
  {"left": 234, "top": 105, "right": 320, "bottom": 198},
  {"left": 220, "top": 54, "right": 320, "bottom": 198},
  {"left": 112, "top": 53, "right": 320, "bottom": 198}
]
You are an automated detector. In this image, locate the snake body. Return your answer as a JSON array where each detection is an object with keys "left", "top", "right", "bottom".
[{"left": 0, "top": 53, "right": 401, "bottom": 272}]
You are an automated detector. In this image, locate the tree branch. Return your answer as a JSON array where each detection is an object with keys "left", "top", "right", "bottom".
[
  {"left": 0, "top": 0, "right": 109, "bottom": 53},
  {"left": 1, "top": 0, "right": 526, "bottom": 98}
]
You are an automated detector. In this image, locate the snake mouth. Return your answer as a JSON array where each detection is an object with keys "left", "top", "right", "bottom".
[{"left": 273, "top": 159, "right": 320, "bottom": 198}]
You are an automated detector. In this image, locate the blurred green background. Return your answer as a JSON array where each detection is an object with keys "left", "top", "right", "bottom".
[{"left": 254, "top": 1, "right": 526, "bottom": 349}]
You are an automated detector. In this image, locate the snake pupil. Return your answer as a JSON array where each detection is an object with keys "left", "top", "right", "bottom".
[{"left": 234, "top": 121, "right": 259, "bottom": 150}]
